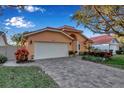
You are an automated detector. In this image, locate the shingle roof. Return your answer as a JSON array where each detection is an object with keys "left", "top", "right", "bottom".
[{"left": 90, "top": 35, "right": 113, "bottom": 44}]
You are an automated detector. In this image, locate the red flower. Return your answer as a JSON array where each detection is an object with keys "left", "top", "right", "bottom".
[{"left": 15, "top": 48, "right": 29, "bottom": 62}]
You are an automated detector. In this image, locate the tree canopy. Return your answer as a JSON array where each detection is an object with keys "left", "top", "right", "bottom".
[
  {"left": 72, "top": 5, "right": 124, "bottom": 36},
  {"left": 11, "top": 31, "right": 29, "bottom": 46},
  {"left": 112, "top": 34, "right": 124, "bottom": 44},
  {"left": 11, "top": 33, "right": 23, "bottom": 46}
]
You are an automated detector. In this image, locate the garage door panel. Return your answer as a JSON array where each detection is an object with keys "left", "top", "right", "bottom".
[{"left": 34, "top": 42, "right": 68, "bottom": 59}]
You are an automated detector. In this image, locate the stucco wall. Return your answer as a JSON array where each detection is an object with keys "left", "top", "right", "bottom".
[
  {"left": 0, "top": 46, "right": 19, "bottom": 60},
  {"left": 0, "top": 36, "right": 6, "bottom": 46},
  {"left": 26, "top": 31, "right": 72, "bottom": 43},
  {"left": 24, "top": 30, "right": 91, "bottom": 59},
  {"left": 25, "top": 31, "right": 73, "bottom": 59},
  {"left": 63, "top": 31, "right": 91, "bottom": 52}
]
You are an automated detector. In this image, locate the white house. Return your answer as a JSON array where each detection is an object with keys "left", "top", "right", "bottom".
[
  {"left": 90, "top": 35, "right": 119, "bottom": 54},
  {"left": 0, "top": 32, "right": 8, "bottom": 46}
]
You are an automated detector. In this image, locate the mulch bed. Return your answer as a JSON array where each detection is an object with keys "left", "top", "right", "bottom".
[{"left": 16, "top": 60, "right": 35, "bottom": 64}]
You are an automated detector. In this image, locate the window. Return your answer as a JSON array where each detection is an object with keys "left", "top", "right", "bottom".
[
  {"left": 29, "top": 40, "right": 32, "bottom": 44},
  {"left": 112, "top": 39, "right": 115, "bottom": 43},
  {"left": 78, "top": 44, "right": 80, "bottom": 50}
]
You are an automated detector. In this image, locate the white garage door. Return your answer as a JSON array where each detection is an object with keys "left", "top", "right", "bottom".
[{"left": 34, "top": 42, "right": 69, "bottom": 59}]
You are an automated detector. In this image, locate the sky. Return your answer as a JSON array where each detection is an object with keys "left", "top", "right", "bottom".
[{"left": 0, "top": 5, "right": 100, "bottom": 44}]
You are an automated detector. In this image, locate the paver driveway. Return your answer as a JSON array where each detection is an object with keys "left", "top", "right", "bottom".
[
  {"left": 3, "top": 56, "right": 124, "bottom": 88},
  {"left": 37, "top": 57, "right": 124, "bottom": 88}
]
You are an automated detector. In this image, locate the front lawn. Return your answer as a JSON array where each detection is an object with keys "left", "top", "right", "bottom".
[
  {"left": 0, "top": 67, "right": 58, "bottom": 88},
  {"left": 82, "top": 55, "right": 124, "bottom": 69},
  {"left": 102, "top": 55, "right": 124, "bottom": 69}
]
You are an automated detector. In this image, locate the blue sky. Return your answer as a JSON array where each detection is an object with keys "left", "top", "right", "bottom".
[{"left": 0, "top": 5, "right": 99, "bottom": 43}]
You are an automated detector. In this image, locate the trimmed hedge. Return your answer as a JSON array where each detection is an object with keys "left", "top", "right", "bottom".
[
  {"left": 82, "top": 51, "right": 112, "bottom": 58},
  {"left": 116, "top": 50, "right": 124, "bottom": 54},
  {"left": 79, "top": 52, "right": 84, "bottom": 56},
  {"left": 69, "top": 51, "right": 74, "bottom": 55},
  {"left": 81, "top": 51, "right": 112, "bottom": 62},
  {"left": 82, "top": 55, "right": 109, "bottom": 62},
  {"left": 69, "top": 51, "right": 77, "bottom": 56},
  {"left": 0, "top": 54, "right": 8, "bottom": 64}
]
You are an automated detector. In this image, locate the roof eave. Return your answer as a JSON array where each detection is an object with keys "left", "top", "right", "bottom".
[{"left": 24, "top": 28, "right": 74, "bottom": 40}]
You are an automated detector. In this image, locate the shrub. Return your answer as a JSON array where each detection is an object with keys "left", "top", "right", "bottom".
[
  {"left": 83, "top": 52, "right": 88, "bottom": 55},
  {"left": 82, "top": 55, "right": 108, "bottom": 62},
  {"left": 79, "top": 52, "right": 84, "bottom": 56},
  {"left": 75, "top": 51, "right": 77, "bottom": 53},
  {"left": 116, "top": 50, "right": 123, "bottom": 54},
  {"left": 81, "top": 51, "right": 112, "bottom": 63},
  {"left": 69, "top": 51, "right": 75, "bottom": 56},
  {"left": 15, "top": 48, "right": 29, "bottom": 63},
  {"left": 0, "top": 54, "right": 8, "bottom": 64},
  {"left": 83, "top": 51, "right": 112, "bottom": 59}
]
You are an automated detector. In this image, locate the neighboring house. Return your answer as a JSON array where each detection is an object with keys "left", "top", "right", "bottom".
[
  {"left": 90, "top": 35, "right": 119, "bottom": 54},
  {"left": 23, "top": 25, "right": 92, "bottom": 59},
  {"left": 0, "top": 31, "right": 8, "bottom": 46}
]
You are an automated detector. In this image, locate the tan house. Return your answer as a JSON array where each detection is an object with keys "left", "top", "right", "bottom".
[{"left": 23, "top": 25, "right": 92, "bottom": 59}]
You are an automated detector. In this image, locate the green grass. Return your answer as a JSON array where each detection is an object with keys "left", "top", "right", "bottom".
[
  {"left": 84, "top": 55, "right": 124, "bottom": 69},
  {"left": 0, "top": 67, "right": 58, "bottom": 88},
  {"left": 102, "top": 55, "right": 124, "bottom": 69}
]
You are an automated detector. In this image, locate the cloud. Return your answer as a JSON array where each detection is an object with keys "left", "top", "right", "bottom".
[
  {"left": 5, "top": 27, "right": 11, "bottom": 29},
  {"left": 69, "top": 14, "right": 73, "bottom": 17},
  {"left": 24, "top": 6, "right": 46, "bottom": 13},
  {"left": 5, "top": 16, "right": 35, "bottom": 28},
  {"left": 16, "top": 7, "right": 22, "bottom": 13}
]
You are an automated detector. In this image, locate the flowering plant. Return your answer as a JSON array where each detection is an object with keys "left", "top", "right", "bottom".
[{"left": 15, "top": 48, "right": 29, "bottom": 63}]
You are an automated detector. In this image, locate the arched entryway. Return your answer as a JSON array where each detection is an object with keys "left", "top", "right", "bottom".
[
  {"left": 70, "top": 34, "right": 77, "bottom": 41},
  {"left": 70, "top": 34, "right": 79, "bottom": 54}
]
